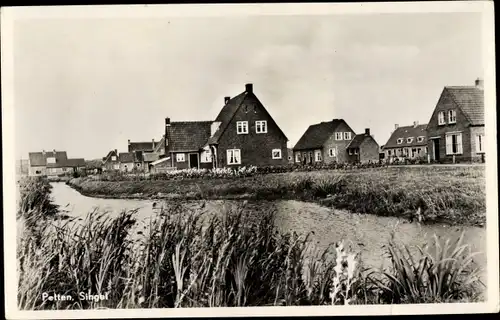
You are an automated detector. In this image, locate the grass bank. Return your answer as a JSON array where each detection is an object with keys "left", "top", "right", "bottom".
[
  {"left": 68, "top": 166, "right": 486, "bottom": 226},
  {"left": 17, "top": 176, "right": 484, "bottom": 309}
]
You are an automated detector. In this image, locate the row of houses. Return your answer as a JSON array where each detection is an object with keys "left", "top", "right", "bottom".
[
  {"left": 26, "top": 78, "right": 485, "bottom": 176},
  {"left": 27, "top": 150, "right": 86, "bottom": 176}
]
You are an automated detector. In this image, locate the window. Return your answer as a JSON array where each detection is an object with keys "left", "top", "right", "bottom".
[
  {"left": 344, "top": 132, "right": 352, "bottom": 140},
  {"left": 407, "top": 137, "right": 414, "bottom": 144},
  {"left": 476, "top": 134, "right": 485, "bottom": 153},
  {"left": 111, "top": 156, "right": 117, "bottom": 161},
  {"left": 387, "top": 150, "right": 392, "bottom": 156},
  {"left": 46, "top": 157, "right": 56, "bottom": 164},
  {"left": 354, "top": 149, "right": 358, "bottom": 155},
  {"left": 448, "top": 110, "right": 457, "bottom": 124},
  {"left": 314, "top": 150, "right": 322, "bottom": 162},
  {"left": 113, "top": 164, "right": 120, "bottom": 170},
  {"left": 417, "top": 136, "right": 425, "bottom": 143},
  {"left": 201, "top": 150, "right": 212, "bottom": 163},
  {"left": 137, "top": 163, "right": 141, "bottom": 167},
  {"left": 348, "top": 149, "right": 353, "bottom": 155},
  {"left": 412, "top": 148, "right": 417, "bottom": 158},
  {"left": 438, "top": 111, "right": 446, "bottom": 125},
  {"left": 236, "top": 121, "right": 248, "bottom": 134},
  {"left": 288, "top": 156, "right": 292, "bottom": 161},
  {"left": 329, "top": 148, "right": 336, "bottom": 157},
  {"left": 176, "top": 153, "right": 186, "bottom": 162},
  {"left": 446, "top": 133, "right": 463, "bottom": 155},
  {"left": 397, "top": 138, "right": 403, "bottom": 144},
  {"left": 256, "top": 121, "right": 267, "bottom": 133},
  {"left": 295, "top": 153, "right": 301, "bottom": 163},
  {"left": 335, "top": 132, "right": 343, "bottom": 140},
  {"left": 272, "top": 149, "right": 282, "bottom": 159},
  {"left": 227, "top": 149, "right": 241, "bottom": 165}
]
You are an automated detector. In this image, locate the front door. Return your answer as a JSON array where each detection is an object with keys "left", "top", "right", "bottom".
[
  {"left": 189, "top": 153, "right": 199, "bottom": 169},
  {"left": 433, "top": 139, "right": 440, "bottom": 161}
]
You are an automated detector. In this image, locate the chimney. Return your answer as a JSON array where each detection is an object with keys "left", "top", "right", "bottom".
[
  {"left": 413, "top": 121, "right": 419, "bottom": 128},
  {"left": 245, "top": 83, "right": 253, "bottom": 93},
  {"left": 114, "top": 149, "right": 117, "bottom": 154},
  {"left": 165, "top": 117, "right": 171, "bottom": 126},
  {"left": 53, "top": 149, "right": 56, "bottom": 154},
  {"left": 128, "top": 139, "right": 131, "bottom": 145},
  {"left": 475, "top": 78, "right": 484, "bottom": 89},
  {"left": 365, "top": 128, "right": 370, "bottom": 135},
  {"left": 152, "top": 138, "right": 155, "bottom": 149},
  {"left": 224, "top": 96, "right": 231, "bottom": 104},
  {"left": 395, "top": 124, "right": 399, "bottom": 130},
  {"left": 42, "top": 149, "right": 46, "bottom": 155},
  {"left": 165, "top": 118, "right": 170, "bottom": 150}
]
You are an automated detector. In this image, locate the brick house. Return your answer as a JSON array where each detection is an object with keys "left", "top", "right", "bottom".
[
  {"left": 383, "top": 122, "right": 428, "bottom": 163},
  {"left": 155, "top": 83, "right": 289, "bottom": 169},
  {"left": 293, "top": 119, "right": 356, "bottom": 164},
  {"left": 426, "top": 78, "right": 485, "bottom": 163},
  {"left": 345, "top": 128, "right": 380, "bottom": 163},
  {"left": 28, "top": 150, "right": 85, "bottom": 176},
  {"left": 102, "top": 149, "right": 120, "bottom": 171}
]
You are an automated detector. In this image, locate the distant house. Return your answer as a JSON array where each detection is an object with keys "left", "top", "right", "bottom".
[
  {"left": 118, "top": 152, "right": 135, "bottom": 172},
  {"left": 293, "top": 119, "right": 356, "bottom": 164},
  {"left": 128, "top": 139, "right": 156, "bottom": 153},
  {"left": 345, "top": 128, "right": 380, "bottom": 163},
  {"left": 383, "top": 122, "right": 428, "bottom": 163},
  {"left": 28, "top": 150, "right": 86, "bottom": 176},
  {"left": 155, "top": 83, "right": 289, "bottom": 169},
  {"left": 426, "top": 78, "right": 485, "bottom": 163},
  {"left": 102, "top": 149, "right": 120, "bottom": 171}
]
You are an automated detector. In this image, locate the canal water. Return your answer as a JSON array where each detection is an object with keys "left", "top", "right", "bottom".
[{"left": 50, "top": 182, "right": 487, "bottom": 286}]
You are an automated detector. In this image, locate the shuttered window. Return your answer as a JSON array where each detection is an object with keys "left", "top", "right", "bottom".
[
  {"left": 446, "top": 133, "right": 463, "bottom": 155},
  {"left": 476, "top": 134, "right": 485, "bottom": 153}
]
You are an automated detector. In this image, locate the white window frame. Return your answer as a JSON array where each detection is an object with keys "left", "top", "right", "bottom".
[
  {"left": 176, "top": 153, "right": 186, "bottom": 162},
  {"left": 397, "top": 138, "right": 403, "bottom": 145},
  {"left": 113, "top": 164, "right": 120, "bottom": 170},
  {"left": 227, "top": 149, "right": 241, "bottom": 165},
  {"left": 236, "top": 121, "right": 249, "bottom": 134},
  {"left": 407, "top": 137, "right": 414, "bottom": 144},
  {"left": 438, "top": 111, "right": 446, "bottom": 125},
  {"left": 476, "top": 134, "right": 485, "bottom": 153},
  {"left": 417, "top": 136, "right": 425, "bottom": 143},
  {"left": 329, "top": 148, "right": 336, "bottom": 157},
  {"left": 46, "top": 157, "right": 56, "bottom": 164},
  {"left": 200, "top": 150, "right": 212, "bottom": 163},
  {"left": 256, "top": 121, "right": 267, "bottom": 134},
  {"left": 344, "top": 132, "right": 352, "bottom": 140},
  {"left": 448, "top": 110, "right": 457, "bottom": 124},
  {"left": 295, "top": 153, "right": 301, "bottom": 163},
  {"left": 314, "top": 150, "right": 322, "bottom": 162},
  {"left": 353, "top": 149, "right": 358, "bottom": 155},
  {"left": 111, "top": 156, "right": 117, "bottom": 161},
  {"left": 335, "top": 132, "right": 343, "bottom": 140},
  {"left": 445, "top": 132, "right": 463, "bottom": 155},
  {"left": 272, "top": 149, "right": 282, "bottom": 159},
  {"left": 348, "top": 149, "right": 353, "bottom": 155}
]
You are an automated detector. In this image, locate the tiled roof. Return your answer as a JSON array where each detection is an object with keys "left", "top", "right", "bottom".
[
  {"left": 293, "top": 119, "right": 352, "bottom": 150},
  {"left": 207, "top": 92, "right": 247, "bottom": 145},
  {"left": 66, "top": 158, "right": 86, "bottom": 167},
  {"left": 154, "top": 136, "right": 165, "bottom": 153},
  {"left": 346, "top": 134, "right": 368, "bottom": 149},
  {"left": 28, "top": 151, "right": 68, "bottom": 167},
  {"left": 445, "top": 86, "right": 484, "bottom": 125},
  {"left": 119, "top": 152, "right": 135, "bottom": 163},
  {"left": 384, "top": 124, "right": 428, "bottom": 149},
  {"left": 103, "top": 150, "right": 119, "bottom": 164},
  {"left": 167, "top": 121, "right": 213, "bottom": 152},
  {"left": 143, "top": 152, "right": 160, "bottom": 162},
  {"left": 128, "top": 141, "right": 155, "bottom": 152},
  {"left": 86, "top": 159, "right": 103, "bottom": 169}
]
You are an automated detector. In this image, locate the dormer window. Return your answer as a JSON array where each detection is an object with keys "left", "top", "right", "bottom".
[
  {"left": 111, "top": 156, "right": 117, "bottom": 161},
  {"left": 397, "top": 138, "right": 403, "bottom": 144},
  {"left": 236, "top": 121, "right": 248, "bottom": 134},
  {"left": 448, "top": 110, "right": 457, "bottom": 124},
  {"left": 335, "top": 132, "right": 343, "bottom": 140},
  {"left": 344, "top": 132, "right": 352, "bottom": 140},
  {"left": 417, "top": 136, "right": 425, "bottom": 143},
  {"left": 407, "top": 137, "right": 414, "bottom": 144},
  {"left": 46, "top": 157, "right": 56, "bottom": 164}
]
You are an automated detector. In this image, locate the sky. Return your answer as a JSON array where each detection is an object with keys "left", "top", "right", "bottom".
[{"left": 12, "top": 11, "right": 483, "bottom": 160}]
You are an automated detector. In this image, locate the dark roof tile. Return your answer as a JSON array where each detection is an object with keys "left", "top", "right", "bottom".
[
  {"left": 167, "top": 121, "right": 212, "bottom": 152},
  {"left": 119, "top": 152, "right": 135, "bottom": 163},
  {"left": 445, "top": 86, "right": 484, "bottom": 125},
  {"left": 28, "top": 151, "right": 68, "bottom": 166},
  {"left": 293, "top": 119, "right": 351, "bottom": 150}
]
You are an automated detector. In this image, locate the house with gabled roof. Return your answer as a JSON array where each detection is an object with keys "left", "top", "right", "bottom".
[
  {"left": 346, "top": 128, "right": 380, "bottom": 163},
  {"left": 28, "top": 150, "right": 86, "bottom": 176},
  {"left": 426, "top": 78, "right": 485, "bottom": 163},
  {"left": 102, "top": 149, "right": 120, "bottom": 171},
  {"left": 128, "top": 139, "right": 156, "bottom": 153},
  {"left": 118, "top": 152, "right": 135, "bottom": 172},
  {"left": 155, "top": 83, "right": 289, "bottom": 169},
  {"left": 383, "top": 122, "right": 428, "bottom": 163},
  {"left": 293, "top": 119, "right": 356, "bottom": 164}
]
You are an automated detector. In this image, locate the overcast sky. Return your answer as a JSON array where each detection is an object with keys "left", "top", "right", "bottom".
[{"left": 13, "top": 12, "right": 483, "bottom": 160}]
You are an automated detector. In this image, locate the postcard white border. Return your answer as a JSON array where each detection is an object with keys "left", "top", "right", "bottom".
[{"left": 2, "top": 2, "right": 498, "bottom": 319}]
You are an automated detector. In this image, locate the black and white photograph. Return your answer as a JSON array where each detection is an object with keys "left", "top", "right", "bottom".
[{"left": 2, "top": 2, "right": 498, "bottom": 318}]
